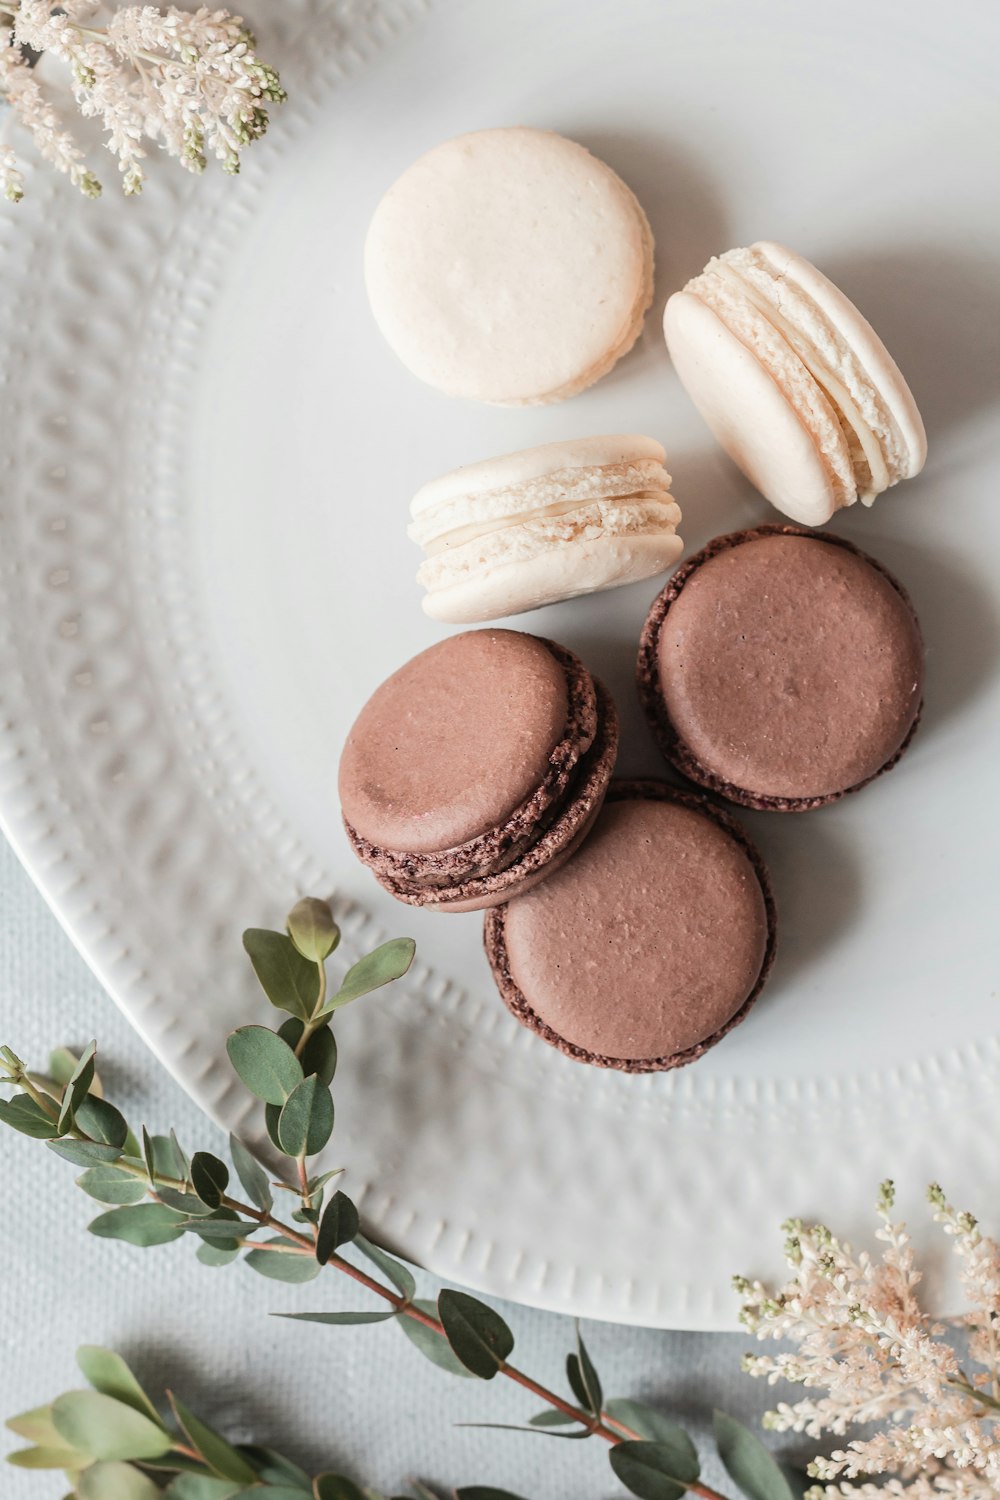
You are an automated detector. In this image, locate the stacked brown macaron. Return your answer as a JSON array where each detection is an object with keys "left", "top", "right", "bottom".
[{"left": 339, "top": 630, "right": 618, "bottom": 912}]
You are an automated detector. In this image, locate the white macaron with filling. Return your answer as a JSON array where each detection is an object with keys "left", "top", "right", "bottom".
[
  {"left": 664, "top": 241, "right": 926, "bottom": 525},
  {"left": 409, "top": 436, "right": 683, "bottom": 623}
]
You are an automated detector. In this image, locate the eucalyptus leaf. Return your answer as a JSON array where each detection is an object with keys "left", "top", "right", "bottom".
[
  {"left": 229, "top": 1133, "right": 273, "bottom": 1213},
  {"left": 240, "top": 1444, "right": 313, "bottom": 1489},
  {"left": 277, "top": 1074, "right": 333, "bottom": 1157},
  {"left": 566, "top": 1354, "right": 588, "bottom": 1411},
  {"left": 605, "top": 1400, "right": 689, "bottom": 1445},
  {"left": 528, "top": 1409, "right": 580, "bottom": 1427},
  {"left": 313, "top": 1477, "right": 368, "bottom": 1500},
  {"left": 165, "top": 1476, "right": 245, "bottom": 1500},
  {"left": 48, "top": 1047, "right": 83, "bottom": 1088},
  {"left": 308, "top": 1168, "right": 344, "bottom": 1197},
  {"left": 88, "top": 1204, "right": 186, "bottom": 1247},
  {"left": 191, "top": 1151, "right": 230, "bottom": 1209},
  {"left": 395, "top": 1299, "right": 474, "bottom": 1378},
  {"left": 181, "top": 1210, "right": 256, "bottom": 1242},
  {"left": 5, "top": 1404, "right": 63, "bottom": 1443},
  {"left": 157, "top": 1187, "right": 214, "bottom": 1216},
  {"left": 57, "top": 1040, "right": 97, "bottom": 1132},
  {"left": 75, "top": 1095, "right": 129, "bottom": 1149},
  {"left": 574, "top": 1322, "right": 603, "bottom": 1415},
  {"left": 6, "top": 1444, "right": 90, "bottom": 1470},
  {"left": 323, "top": 939, "right": 415, "bottom": 1013},
  {"left": 48, "top": 1139, "right": 123, "bottom": 1167},
  {"left": 77, "top": 1459, "right": 163, "bottom": 1500},
  {"left": 197, "top": 1242, "right": 241, "bottom": 1267},
  {"left": 455, "top": 1489, "right": 533, "bottom": 1500},
  {"left": 245, "top": 1238, "right": 322, "bottom": 1282},
  {"left": 286, "top": 897, "right": 340, "bottom": 962},
  {"left": 713, "top": 1410, "right": 795, "bottom": 1500},
  {"left": 352, "top": 1235, "right": 416, "bottom": 1302},
  {"left": 227, "top": 1027, "right": 304, "bottom": 1107},
  {"left": 143, "top": 1132, "right": 187, "bottom": 1182},
  {"left": 170, "top": 1129, "right": 191, "bottom": 1180},
  {"left": 0, "top": 1092, "right": 59, "bottom": 1138},
  {"left": 437, "top": 1289, "right": 514, "bottom": 1380},
  {"left": 141, "top": 1126, "right": 157, "bottom": 1184},
  {"left": 169, "top": 1395, "right": 257, "bottom": 1484},
  {"left": 455, "top": 1421, "right": 590, "bottom": 1441},
  {"left": 264, "top": 1102, "right": 283, "bottom": 1153},
  {"left": 608, "top": 1438, "right": 701, "bottom": 1500},
  {"left": 243, "top": 928, "right": 320, "bottom": 1020},
  {"left": 276, "top": 1309, "right": 396, "bottom": 1326},
  {"left": 76, "top": 1166, "right": 147, "bottom": 1205},
  {"left": 52, "top": 1391, "right": 172, "bottom": 1462},
  {"left": 76, "top": 1347, "right": 163, "bottom": 1426},
  {"left": 301, "top": 1026, "right": 337, "bottom": 1086},
  {"left": 316, "top": 1191, "right": 359, "bottom": 1264}
]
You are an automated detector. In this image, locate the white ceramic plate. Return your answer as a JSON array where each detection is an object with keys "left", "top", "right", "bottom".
[{"left": 1, "top": 0, "right": 998, "bottom": 1331}]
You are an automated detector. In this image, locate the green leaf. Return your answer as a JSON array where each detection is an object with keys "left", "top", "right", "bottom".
[
  {"left": 169, "top": 1394, "right": 256, "bottom": 1484},
  {"left": 243, "top": 928, "right": 320, "bottom": 1020},
  {"left": 180, "top": 1210, "right": 256, "bottom": 1242},
  {"left": 76, "top": 1095, "right": 129, "bottom": 1148},
  {"left": 276, "top": 1309, "right": 396, "bottom": 1326},
  {"left": 286, "top": 897, "right": 340, "bottom": 962},
  {"left": 227, "top": 1026, "right": 304, "bottom": 1106},
  {"left": 157, "top": 1187, "right": 213, "bottom": 1216},
  {"left": 313, "top": 1477, "right": 368, "bottom": 1500},
  {"left": 57, "top": 1040, "right": 97, "bottom": 1132},
  {"left": 241, "top": 1445, "right": 313, "bottom": 1489},
  {"left": 191, "top": 1151, "right": 230, "bottom": 1209},
  {"left": 308, "top": 1168, "right": 344, "bottom": 1197},
  {"left": 455, "top": 1490, "right": 532, "bottom": 1500},
  {"left": 396, "top": 1298, "right": 473, "bottom": 1377},
  {"left": 165, "top": 1477, "right": 245, "bottom": 1500},
  {"left": 605, "top": 1400, "right": 690, "bottom": 1444},
  {"left": 528, "top": 1409, "right": 579, "bottom": 1427},
  {"left": 76, "top": 1166, "right": 147, "bottom": 1205},
  {"left": 77, "top": 1459, "right": 163, "bottom": 1500},
  {"left": 608, "top": 1438, "right": 701, "bottom": 1500},
  {"left": 170, "top": 1129, "right": 191, "bottom": 1180},
  {"left": 302, "top": 1027, "right": 337, "bottom": 1086},
  {"left": 353, "top": 1235, "right": 416, "bottom": 1302},
  {"left": 89, "top": 1203, "right": 186, "bottom": 1247},
  {"left": 316, "top": 1191, "right": 359, "bottom": 1264},
  {"left": 277, "top": 1075, "right": 333, "bottom": 1157},
  {"left": 49, "top": 1138, "right": 123, "bottom": 1167},
  {"left": 197, "top": 1242, "right": 241, "bottom": 1267},
  {"left": 0, "top": 1092, "right": 59, "bottom": 1138},
  {"left": 6, "top": 1444, "right": 89, "bottom": 1469},
  {"left": 229, "top": 1133, "right": 273, "bottom": 1213},
  {"left": 323, "top": 939, "right": 415, "bottom": 1013},
  {"left": 52, "top": 1391, "right": 172, "bottom": 1462},
  {"left": 6, "top": 1404, "right": 62, "bottom": 1443},
  {"left": 264, "top": 1101, "right": 283, "bottom": 1152},
  {"left": 714, "top": 1411, "right": 795, "bottom": 1500},
  {"left": 48, "top": 1046, "right": 81, "bottom": 1087},
  {"left": 76, "top": 1347, "right": 162, "bottom": 1426},
  {"left": 573, "top": 1322, "right": 603, "bottom": 1415},
  {"left": 437, "top": 1289, "right": 514, "bottom": 1380},
  {"left": 245, "top": 1238, "right": 321, "bottom": 1282}
]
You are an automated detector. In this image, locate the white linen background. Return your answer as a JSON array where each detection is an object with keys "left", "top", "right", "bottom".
[{"left": 0, "top": 837, "right": 780, "bottom": 1498}]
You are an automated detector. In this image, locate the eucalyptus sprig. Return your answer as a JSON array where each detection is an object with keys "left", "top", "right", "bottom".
[{"left": 0, "top": 896, "right": 796, "bottom": 1500}]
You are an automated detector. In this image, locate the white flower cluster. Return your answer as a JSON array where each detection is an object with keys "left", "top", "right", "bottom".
[
  {"left": 736, "top": 1183, "right": 1000, "bottom": 1498},
  {"left": 0, "top": 1, "right": 284, "bottom": 199}
]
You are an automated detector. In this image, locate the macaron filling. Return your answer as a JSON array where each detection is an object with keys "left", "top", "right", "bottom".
[
  {"left": 683, "top": 244, "right": 914, "bottom": 506},
  {"left": 484, "top": 780, "right": 776, "bottom": 1072},
  {"left": 637, "top": 527, "right": 924, "bottom": 811}
]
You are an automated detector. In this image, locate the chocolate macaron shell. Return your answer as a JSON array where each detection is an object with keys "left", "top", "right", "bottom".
[
  {"left": 637, "top": 526, "right": 924, "bottom": 812},
  {"left": 370, "top": 677, "right": 620, "bottom": 912},
  {"left": 484, "top": 780, "right": 776, "bottom": 1072}
]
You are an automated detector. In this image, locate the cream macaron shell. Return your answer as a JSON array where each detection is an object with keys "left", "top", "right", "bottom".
[
  {"left": 410, "top": 436, "right": 683, "bottom": 624},
  {"left": 365, "top": 128, "right": 654, "bottom": 406},
  {"left": 664, "top": 241, "right": 926, "bottom": 526}
]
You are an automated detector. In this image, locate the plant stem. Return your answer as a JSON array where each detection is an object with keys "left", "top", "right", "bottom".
[{"left": 294, "top": 956, "right": 328, "bottom": 1061}]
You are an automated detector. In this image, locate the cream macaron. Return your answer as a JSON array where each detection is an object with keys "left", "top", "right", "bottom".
[
  {"left": 409, "top": 436, "right": 683, "bottom": 623},
  {"left": 664, "top": 242, "right": 927, "bottom": 525},
  {"left": 365, "top": 128, "right": 654, "bottom": 406}
]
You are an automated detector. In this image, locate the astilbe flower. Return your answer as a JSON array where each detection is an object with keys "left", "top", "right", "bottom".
[
  {"left": 0, "top": 0, "right": 285, "bottom": 199},
  {"left": 735, "top": 1182, "right": 1000, "bottom": 1498}
]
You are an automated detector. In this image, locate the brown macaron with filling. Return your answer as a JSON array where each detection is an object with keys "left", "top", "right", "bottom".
[
  {"left": 637, "top": 526, "right": 923, "bottom": 812},
  {"left": 484, "top": 780, "right": 776, "bottom": 1071},
  {"left": 339, "top": 630, "right": 618, "bottom": 912}
]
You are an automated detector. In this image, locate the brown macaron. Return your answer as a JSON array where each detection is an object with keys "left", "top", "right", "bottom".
[
  {"left": 484, "top": 780, "right": 776, "bottom": 1072},
  {"left": 339, "top": 630, "right": 619, "bottom": 912},
  {"left": 637, "top": 526, "right": 924, "bottom": 812}
]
